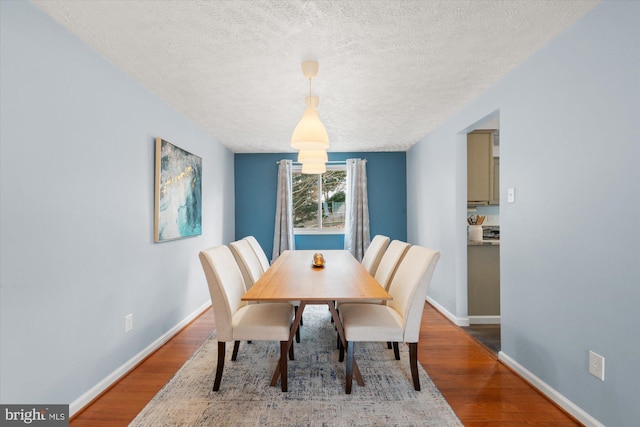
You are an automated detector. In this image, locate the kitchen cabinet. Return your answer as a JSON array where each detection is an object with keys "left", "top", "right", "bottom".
[
  {"left": 467, "top": 130, "right": 498, "bottom": 205},
  {"left": 491, "top": 157, "right": 500, "bottom": 204},
  {"left": 467, "top": 244, "right": 500, "bottom": 317}
]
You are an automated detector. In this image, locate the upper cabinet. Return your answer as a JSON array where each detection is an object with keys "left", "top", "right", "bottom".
[{"left": 467, "top": 130, "right": 499, "bottom": 205}]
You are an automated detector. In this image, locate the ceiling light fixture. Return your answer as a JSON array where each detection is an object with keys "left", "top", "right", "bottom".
[
  {"left": 297, "top": 149, "right": 328, "bottom": 163},
  {"left": 301, "top": 162, "right": 327, "bottom": 174},
  {"left": 291, "top": 61, "right": 329, "bottom": 154}
]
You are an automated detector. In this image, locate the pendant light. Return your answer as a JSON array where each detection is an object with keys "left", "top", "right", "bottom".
[
  {"left": 297, "top": 149, "right": 328, "bottom": 163},
  {"left": 291, "top": 61, "right": 329, "bottom": 152},
  {"left": 301, "top": 162, "right": 327, "bottom": 174}
]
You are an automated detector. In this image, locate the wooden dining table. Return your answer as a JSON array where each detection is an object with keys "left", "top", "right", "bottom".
[{"left": 242, "top": 249, "right": 392, "bottom": 391}]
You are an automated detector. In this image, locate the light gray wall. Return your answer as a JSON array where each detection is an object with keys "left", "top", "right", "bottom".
[
  {"left": 407, "top": 1, "right": 639, "bottom": 426},
  {"left": 0, "top": 1, "right": 234, "bottom": 406}
]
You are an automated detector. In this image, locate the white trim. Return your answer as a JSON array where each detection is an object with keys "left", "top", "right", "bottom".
[
  {"left": 294, "top": 229, "right": 345, "bottom": 235},
  {"left": 468, "top": 315, "right": 501, "bottom": 324},
  {"left": 69, "top": 301, "right": 211, "bottom": 417},
  {"left": 426, "top": 296, "right": 470, "bottom": 327},
  {"left": 498, "top": 351, "right": 605, "bottom": 427}
]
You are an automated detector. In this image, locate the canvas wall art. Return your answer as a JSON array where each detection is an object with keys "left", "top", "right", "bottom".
[{"left": 154, "top": 138, "right": 202, "bottom": 242}]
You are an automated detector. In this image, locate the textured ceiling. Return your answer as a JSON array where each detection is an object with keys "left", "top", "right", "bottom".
[{"left": 33, "top": 0, "right": 598, "bottom": 153}]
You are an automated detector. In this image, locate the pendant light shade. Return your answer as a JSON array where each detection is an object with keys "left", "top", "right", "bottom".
[
  {"left": 301, "top": 161, "right": 327, "bottom": 174},
  {"left": 297, "top": 149, "right": 328, "bottom": 163},
  {"left": 290, "top": 96, "right": 329, "bottom": 151}
]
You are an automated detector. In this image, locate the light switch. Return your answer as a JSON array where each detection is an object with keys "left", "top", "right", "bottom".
[{"left": 507, "top": 188, "right": 515, "bottom": 203}]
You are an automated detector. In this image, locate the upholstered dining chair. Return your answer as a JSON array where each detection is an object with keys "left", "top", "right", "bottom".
[
  {"left": 229, "top": 239, "right": 264, "bottom": 290},
  {"left": 243, "top": 235, "right": 270, "bottom": 273},
  {"left": 337, "top": 240, "right": 411, "bottom": 355},
  {"left": 241, "top": 236, "right": 303, "bottom": 341},
  {"left": 371, "top": 240, "right": 411, "bottom": 294},
  {"left": 360, "top": 234, "right": 390, "bottom": 276},
  {"left": 199, "top": 245, "right": 295, "bottom": 392},
  {"left": 231, "top": 239, "right": 302, "bottom": 344},
  {"left": 339, "top": 245, "right": 441, "bottom": 394}
]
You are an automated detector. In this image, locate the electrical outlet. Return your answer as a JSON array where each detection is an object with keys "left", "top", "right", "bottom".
[
  {"left": 125, "top": 314, "right": 133, "bottom": 333},
  {"left": 588, "top": 350, "right": 605, "bottom": 381}
]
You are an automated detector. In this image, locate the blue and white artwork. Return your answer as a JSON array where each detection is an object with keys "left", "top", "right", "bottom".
[{"left": 154, "top": 138, "right": 202, "bottom": 242}]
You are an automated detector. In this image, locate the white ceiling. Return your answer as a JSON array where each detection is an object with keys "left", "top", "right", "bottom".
[{"left": 33, "top": 0, "right": 599, "bottom": 153}]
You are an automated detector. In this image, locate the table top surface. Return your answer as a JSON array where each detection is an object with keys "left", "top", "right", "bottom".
[{"left": 242, "top": 250, "right": 392, "bottom": 302}]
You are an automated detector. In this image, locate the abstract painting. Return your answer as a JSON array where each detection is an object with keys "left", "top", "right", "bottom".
[{"left": 154, "top": 138, "right": 202, "bottom": 242}]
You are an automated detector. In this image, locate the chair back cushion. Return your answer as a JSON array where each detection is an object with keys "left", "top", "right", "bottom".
[
  {"left": 243, "top": 236, "right": 270, "bottom": 273},
  {"left": 374, "top": 240, "right": 410, "bottom": 290},
  {"left": 230, "top": 239, "right": 264, "bottom": 290},
  {"left": 360, "top": 235, "right": 390, "bottom": 275},
  {"left": 387, "top": 246, "right": 441, "bottom": 342},
  {"left": 199, "top": 245, "right": 247, "bottom": 341}
]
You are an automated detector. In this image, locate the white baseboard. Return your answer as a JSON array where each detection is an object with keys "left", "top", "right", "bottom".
[
  {"left": 426, "top": 296, "right": 470, "bottom": 327},
  {"left": 69, "top": 301, "right": 211, "bottom": 417},
  {"left": 468, "top": 315, "right": 500, "bottom": 324},
  {"left": 498, "top": 351, "right": 604, "bottom": 427}
]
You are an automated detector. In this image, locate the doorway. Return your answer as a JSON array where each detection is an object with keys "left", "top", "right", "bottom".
[{"left": 464, "top": 114, "right": 501, "bottom": 354}]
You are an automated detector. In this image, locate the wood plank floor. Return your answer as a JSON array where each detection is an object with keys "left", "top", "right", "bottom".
[{"left": 70, "top": 303, "right": 580, "bottom": 426}]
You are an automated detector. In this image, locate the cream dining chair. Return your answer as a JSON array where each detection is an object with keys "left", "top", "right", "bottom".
[
  {"left": 229, "top": 239, "right": 264, "bottom": 291},
  {"left": 339, "top": 245, "right": 441, "bottom": 394},
  {"left": 243, "top": 235, "right": 270, "bottom": 272},
  {"left": 336, "top": 240, "right": 411, "bottom": 353},
  {"left": 370, "top": 240, "right": 411, "bottom": 295},
  {"left": 199, "top": 245, "right": 295, "bottom": 392},
  {"left": 360, "top": 234, "right": 390, "bottom": 275},
  {"left": 241, "top": 235, "right": 304, "bottom": 341},
  {"left": 231, "top": 239, "right": 302, "bottom": 344}
]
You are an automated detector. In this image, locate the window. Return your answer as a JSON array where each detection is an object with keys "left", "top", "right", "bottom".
[{"left": 292, "top": 165, "right": 347, "bottom": 233}]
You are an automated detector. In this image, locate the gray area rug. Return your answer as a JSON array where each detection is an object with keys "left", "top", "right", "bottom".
[{"left": 130, "top": 305, "right": 462, "bottom": 426}]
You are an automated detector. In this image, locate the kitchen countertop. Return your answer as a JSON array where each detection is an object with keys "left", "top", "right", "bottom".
[{"left": 468, "top": 240, "right": 500, "bottom": 246}]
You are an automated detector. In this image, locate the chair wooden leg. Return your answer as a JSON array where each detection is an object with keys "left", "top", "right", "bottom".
[
  {"left": 339, "top": 338, "right": 344, "bottom": 362},
  {"left": 387, "top": 341, "right": 392, "bottom": 349},
  {"left": 295, "top": 306, "right": 304, "bottom": 326},
  {"left": 409, "top": 342, "right": 420, "bottom": 391},
  {"left": 393, "top": 342, "right": 400, "bottom": 360},
  {"left": 294, "top": 306, "right": 302, "bottom": 343},
  {"left": 289, "top": 339, "right": 294, "bottom": 360},
  {"left": 280, "top": 341, "right": 288, "bottom": 392},
  {"left": 213, "top": 342, "right": 225, "bottom": 391},
  {"left": 345, "top": 341, "right": 354, "bottom": 394},
  {"left": 231, "top": 340, "right": 240, "bottom": 361}
]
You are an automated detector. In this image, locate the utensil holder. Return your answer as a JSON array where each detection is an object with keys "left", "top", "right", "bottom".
[{"left": 469, "top": 225, "right": 483, "bottom": 242}]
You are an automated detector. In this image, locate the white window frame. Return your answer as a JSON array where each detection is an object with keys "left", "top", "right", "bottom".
[{"left": 292, "top": 163, "right": 347, "bottom": 235}]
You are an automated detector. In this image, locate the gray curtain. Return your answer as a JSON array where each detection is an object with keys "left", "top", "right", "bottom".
[
  {"left": 272, "top": 159, "right": 295, "bottom": 261},
  {"left": 344, "top": 158, "right": 370, "bottom": 261}
]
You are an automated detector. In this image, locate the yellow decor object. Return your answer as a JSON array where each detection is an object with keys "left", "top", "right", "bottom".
[{"left": 313, "top": 252, "right": 325, "bottom": 267}]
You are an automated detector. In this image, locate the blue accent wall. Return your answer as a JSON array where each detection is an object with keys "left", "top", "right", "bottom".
[{"left": 235, "top": 152, "right": 406, "bottom": 260}]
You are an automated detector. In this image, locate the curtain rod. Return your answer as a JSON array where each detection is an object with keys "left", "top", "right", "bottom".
[{"left": 275, "top": 160, "right": 367, "bottom": 165}]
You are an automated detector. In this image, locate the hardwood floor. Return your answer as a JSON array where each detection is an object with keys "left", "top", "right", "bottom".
[
  {"left": 70, "top": 303, "right": 580, "bottom": 426},
  {"left": 419, "top": 305, "right": 580, "bottom": 426}
]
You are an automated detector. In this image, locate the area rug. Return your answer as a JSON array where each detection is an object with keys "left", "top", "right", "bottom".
[{"left": 130, "top": 305, "right": 462, "bottom": 426}]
